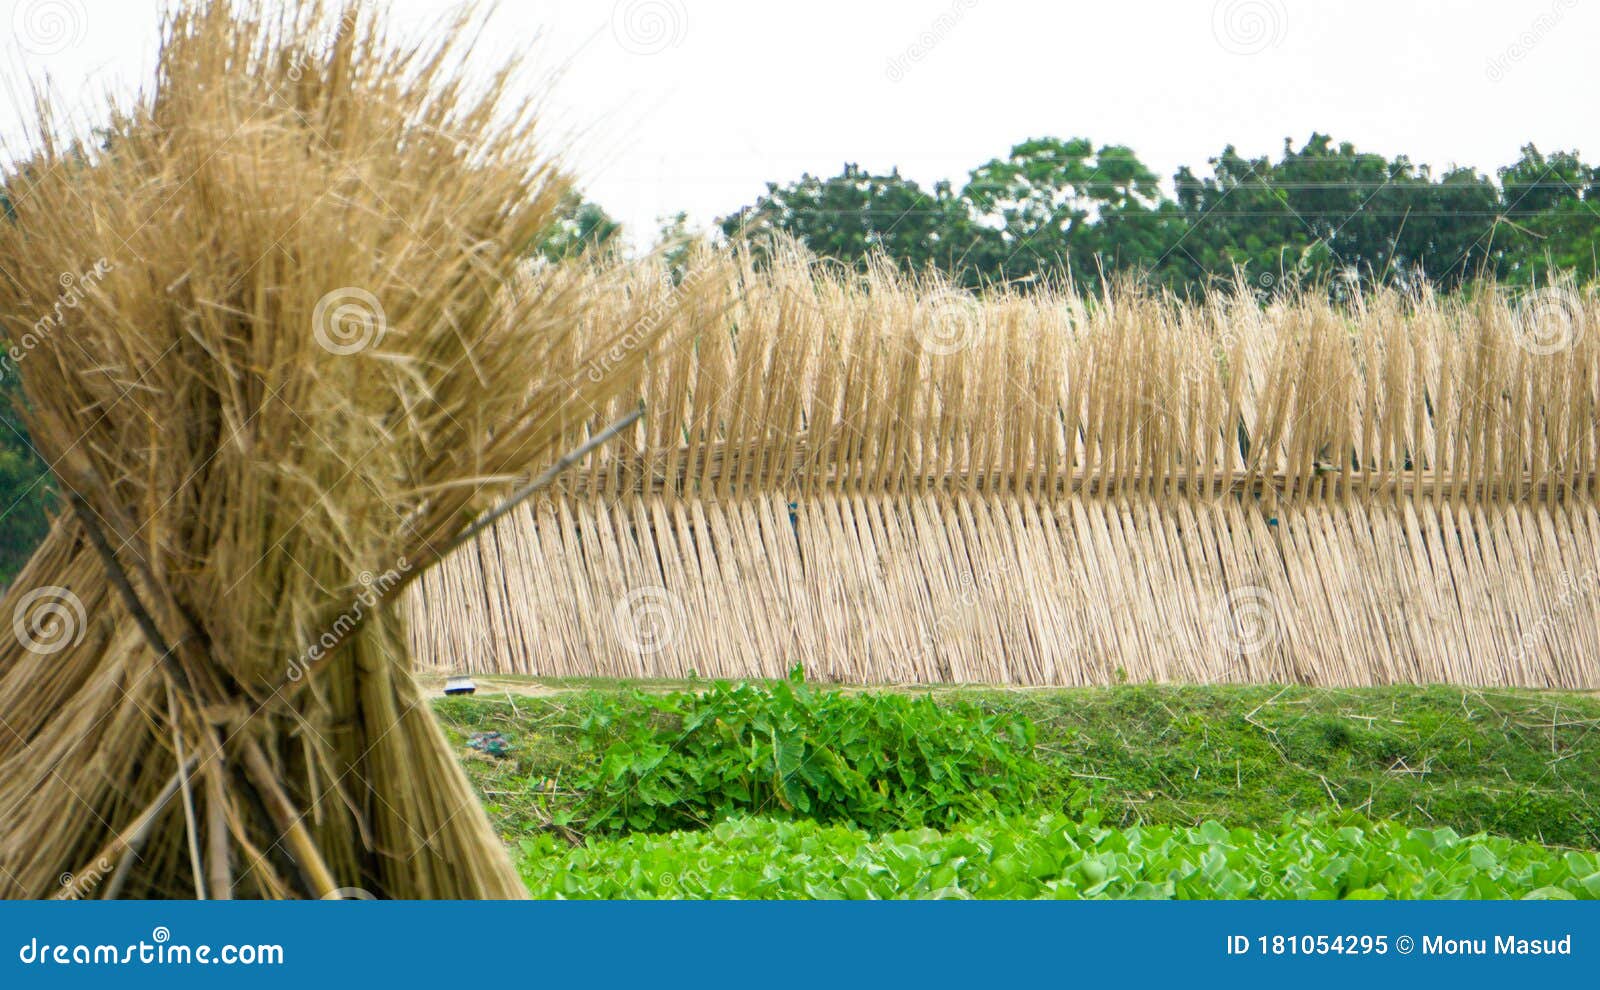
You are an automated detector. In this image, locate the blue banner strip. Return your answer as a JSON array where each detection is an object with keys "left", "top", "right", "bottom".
[{"left": 2, "top": 901, "right": 1594, "bottom": 988}]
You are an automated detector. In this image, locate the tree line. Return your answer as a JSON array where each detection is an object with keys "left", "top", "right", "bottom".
[{"left": 715, "top": 133, "right": 1598, "bottom": 293}]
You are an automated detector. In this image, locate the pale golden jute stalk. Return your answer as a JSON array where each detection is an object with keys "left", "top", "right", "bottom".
[
  {"left": 408, "top": 252, "right": 1600, "bottom": 690},
  {"left": 0, "top": 1, "right": 697, "bottom": 898}
]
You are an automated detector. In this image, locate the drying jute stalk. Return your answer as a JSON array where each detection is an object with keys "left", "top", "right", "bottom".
[
  {"left": 0, "top": 1, "right": 698, "bottom": 898},
  {"left": 407, "top": 251, "right": 1600, "bottom": 690}
]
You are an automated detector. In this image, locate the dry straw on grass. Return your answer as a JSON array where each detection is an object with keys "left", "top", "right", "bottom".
[
  {"left": 408, "top": 249, "right": 1600, "bottom": 690},
  {"left": 0, "top": 1, "right": 695, "bottom": 898}
]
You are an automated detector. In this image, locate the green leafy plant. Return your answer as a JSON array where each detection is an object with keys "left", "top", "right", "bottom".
[
  {"left": 571, "top": 668, "right": 1042, "bottom": 835},
  {"left": 438, "top": 684, "right": 1600, "bottom": 848},
  {"left": 519, "top": 814, "right": 1600, "bottom": 900}
]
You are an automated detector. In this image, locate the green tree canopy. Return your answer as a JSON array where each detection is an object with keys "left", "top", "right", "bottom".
[
  {"left": 533, "top": 189, "right": 622, "bottom": 262},
  {"left": 719, "top": 133, "right": 1599, "bottom": 295},
  {"left": 720, "top": 163, "right": 970, "bottom": 273}
]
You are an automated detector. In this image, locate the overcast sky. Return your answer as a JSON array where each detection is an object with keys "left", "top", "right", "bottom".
[{"left": 2, "top": 0, "right": 1594, "bottom": 245}]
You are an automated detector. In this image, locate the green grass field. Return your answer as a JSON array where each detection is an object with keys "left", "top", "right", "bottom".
[
  {"left": 438, "top": 682, "right": 1600, "bottom": 846},
  {"left": 435, "top": 681, "right": 1600, "bottom": 898}
]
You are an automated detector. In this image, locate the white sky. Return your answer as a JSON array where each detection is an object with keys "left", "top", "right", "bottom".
[{"left": 2, "top": 0, "right": 1595, "bottom": 246}]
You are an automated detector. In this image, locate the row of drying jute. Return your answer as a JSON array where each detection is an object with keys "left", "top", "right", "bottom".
[{"left": 406, "top": 250, "right": 1600, "bottom": 688}]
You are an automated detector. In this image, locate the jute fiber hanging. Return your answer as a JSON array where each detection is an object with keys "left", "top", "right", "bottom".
[
  {"left": 0, "top": 0, "right": 687, "bottom": 898},
  {"left": 407, "top": 250, "right": 1600, "bottom": 690}
]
